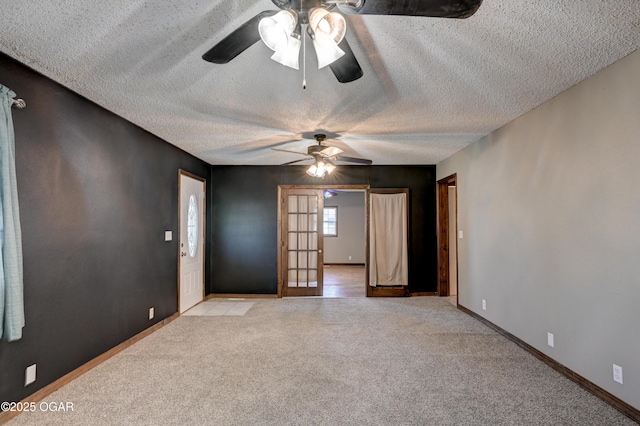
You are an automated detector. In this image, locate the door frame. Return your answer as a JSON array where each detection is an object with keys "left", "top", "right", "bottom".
[
  {"left": 277, "top": 185, "right": 369, "bottom": 298},
  {"left": 178, "top": 169, "right": 207, "bottom": 312},
  {"left": 437, "top": 173, "right": 458, "bottom": 299}
]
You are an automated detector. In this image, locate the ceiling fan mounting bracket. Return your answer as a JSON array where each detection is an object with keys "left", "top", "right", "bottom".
[
  {"left": 272, "top": 0, "right": 338, "bottom": 13},
  {"left": 307, "top": 133, "right": 327, "bottom": 154}
]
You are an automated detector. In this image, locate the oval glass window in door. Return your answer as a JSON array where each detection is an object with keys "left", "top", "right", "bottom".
[{"left": 187, "top": 194, "right": 198, "bottom": 257}]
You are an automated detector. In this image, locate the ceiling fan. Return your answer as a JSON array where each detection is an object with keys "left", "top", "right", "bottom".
[
  {"left": 202, "top": 0, "right": 483, "bottom": 84},
  {"left": 273, "top": 133, "right": 372, "bottom": 177}
]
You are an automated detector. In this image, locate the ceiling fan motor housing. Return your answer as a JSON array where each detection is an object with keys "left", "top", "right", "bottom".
[
  {"left": 273, "top": 0, "right": 337, "bottom": 13},
  {"left": 307, "top": 133, "right": 327, "bottom": 155}
]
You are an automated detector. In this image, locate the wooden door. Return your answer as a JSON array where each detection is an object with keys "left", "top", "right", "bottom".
[
  {"left": 281, "top": 189, "right": 324, "bottom": 296},
  {"left": 178, "top": 171, "right": 205, "bottom": 313},
  {"left": 437, "top": 174, "right": 457, "bottom": 298}
]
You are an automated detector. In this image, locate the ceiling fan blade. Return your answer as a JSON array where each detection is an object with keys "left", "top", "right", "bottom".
[
  {"left": 202, "top": 10, "right": 277, "bottom": 63},
  {"left": 281, "top": 158, "right": 312, "bottom": 166},
  {"left": 341, "top": 0, "right": 483, "bottom": 19},
  {"left": 335, "top": 155, "right": 373, "bottom": 165},
  {"left": 329, "top": 39, "right": 363, "bottom": 83},
  {"left": 320, "top": 146, "right": 343, "bottom": 157},
  {"left": 271, "top": 0, "right": 291, "bottom": 8},
  {"left": 272, "top": 148, "right": 309, "bottom": 156},
  {"left": 240, "top": 138, "right": 302, "bottom": 153}
]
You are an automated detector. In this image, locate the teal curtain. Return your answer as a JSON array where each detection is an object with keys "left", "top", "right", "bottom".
[{"left": 0, "top": 84, "right": 24, "bottom": 341}]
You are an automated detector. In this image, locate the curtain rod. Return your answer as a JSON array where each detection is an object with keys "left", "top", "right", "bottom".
[{"left": 12, "top": 98, "right": 26, "bottom": 109}]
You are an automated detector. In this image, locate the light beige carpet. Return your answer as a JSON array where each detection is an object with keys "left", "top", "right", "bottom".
[{"left": 7, "top": 297, "right": 636, "bottom": 425}]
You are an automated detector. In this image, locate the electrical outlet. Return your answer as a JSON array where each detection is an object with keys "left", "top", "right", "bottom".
[
  {"left": 348, "top": 256, "right": 352, "bottom": 260},
  {"left": 482, "top": 299, "right": 486, "bottom": 310},
  {"left": 149, "top": 307, "right": 155, "bottom": 320},
  {"left": 547, "top": 332, "right": 554, "bottom": 347},
  {"left": 25, "top": 364, "right": 36, "bottom": 386},
  {"left": 613, "top": 364, "right": 623, "bottom": 384}
]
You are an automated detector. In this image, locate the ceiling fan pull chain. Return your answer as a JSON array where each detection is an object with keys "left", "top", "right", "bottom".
[{"left": 302, "top": 24, "right": 307, "bottom": 89}]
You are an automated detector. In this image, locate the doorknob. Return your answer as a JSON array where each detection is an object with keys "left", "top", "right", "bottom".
[
  {"left": 181, "top": 252, "right": 187, "bottom": 257},
  {"left": 318, "top": 250, "right": 323, "bottom": 255}
]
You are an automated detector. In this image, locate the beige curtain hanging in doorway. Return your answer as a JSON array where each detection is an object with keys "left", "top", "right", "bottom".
[{"left": 369, "top": 193, "right": 408, "bottom": 287}]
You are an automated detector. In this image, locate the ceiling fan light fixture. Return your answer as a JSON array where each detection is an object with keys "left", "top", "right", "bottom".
[
  {"left": 309, "top": 8, "right": 346, "bottom": 46},
  {"left": 306, "top": 158, "right": 336, "bottom": 178},
  {"left": 306, "top": 162, "right": 320, "bottom": 177},
  {"left": 258, "top": 9, "right": 298, "bottom": 52},
  {"left": 271, "top": 35, "right": 301, "bottom": 69},
  {"left": 312, "top": 36, "right": 345, "bottom": 69},
  {"left": 324, "top": 159, "right": 336, "bottom": 174}
]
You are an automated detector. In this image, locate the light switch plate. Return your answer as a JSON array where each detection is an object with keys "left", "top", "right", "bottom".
[
  {"left": 25, "top": 364, "right": 36, "bottom": 386},
  {"left": 164, "top": 231, "right": 172, "bottom": 241},
  {"left": 547, "top": 332, "right": 554, "bottom": 347},
  {"left": 482, "top": 299, "right": 486, "bottom": 310},
  {"left": 613, "top": 364, "right": 623, "bottom": 384},
  {"left": 458, "top": 230, "right": 464, "bottom": 239}
]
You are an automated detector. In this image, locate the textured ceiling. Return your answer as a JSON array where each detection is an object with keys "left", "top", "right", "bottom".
[{"left": 1, "top": 1, "right": 639, "bottom": 165}]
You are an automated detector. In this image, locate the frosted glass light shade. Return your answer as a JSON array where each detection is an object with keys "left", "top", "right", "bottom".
[
  {"left": 306, "top": 163, "right": 319, "bottom": 177},
  {"left": 259, "top": 10, "right": 297, "bottom": 51},
  {"left": 324, "top": 161, "right": 336, "bottom": 174},
  {"left": 271, "top": 36, "right": 301, "bottom": 69},
  {"left": 309, "top": 8, "right": 346, "bottom": 46},
  {"left": 306, "top": 160, "right": 336, "bottom": 178},
  {"left": 313, "top": 36, "right": 345, "bottom": 69}
]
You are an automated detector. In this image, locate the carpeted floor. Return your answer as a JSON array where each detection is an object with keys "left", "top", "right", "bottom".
[{"left": 7, "top": 297, "right": 636, "bottom": 425}]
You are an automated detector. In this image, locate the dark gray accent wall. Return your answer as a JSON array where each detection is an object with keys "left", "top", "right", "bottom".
[
  {"left": 0, "top": 53, "right": 210, "bottom": 403},
  {"left": 210, "top": 165, "right": 436, "bottom": 294}
]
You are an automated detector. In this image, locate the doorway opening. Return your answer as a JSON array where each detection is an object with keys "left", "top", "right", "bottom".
[
  {"left": 277, "top": 185, "right": 368, "bottom": 298},
  {"left": 278, "top": 185, "right": 410, "bottom": 298},
  {"left": 437, "top": 174, "right": 458, "bottom": 305},
  {"left": 323, "top": 189, "right": 366, "bottom": 298}
]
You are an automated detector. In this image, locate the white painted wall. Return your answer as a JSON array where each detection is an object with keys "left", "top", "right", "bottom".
[
  {"left": 437, "top": 48, "right": 640, "bottom": 409},
  {"left": 323, "top": 191, "right": 365, "bottom": 264}
]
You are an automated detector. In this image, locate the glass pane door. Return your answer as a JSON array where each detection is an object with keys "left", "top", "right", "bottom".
[{"left": 282, "top": 189, "right": 323, "bottom": 296}]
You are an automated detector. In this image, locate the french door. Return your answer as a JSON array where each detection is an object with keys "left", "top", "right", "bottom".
[{"left": 280, "top": 188, "right": 324, "bottom": 296}]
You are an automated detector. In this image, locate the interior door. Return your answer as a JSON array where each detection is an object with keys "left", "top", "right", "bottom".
[
  {"left": 179, "top": 171, "right": 205, "bottom": 313},
  {"left": 282, "top": 188, "right": 324, "bottom": 296}
]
